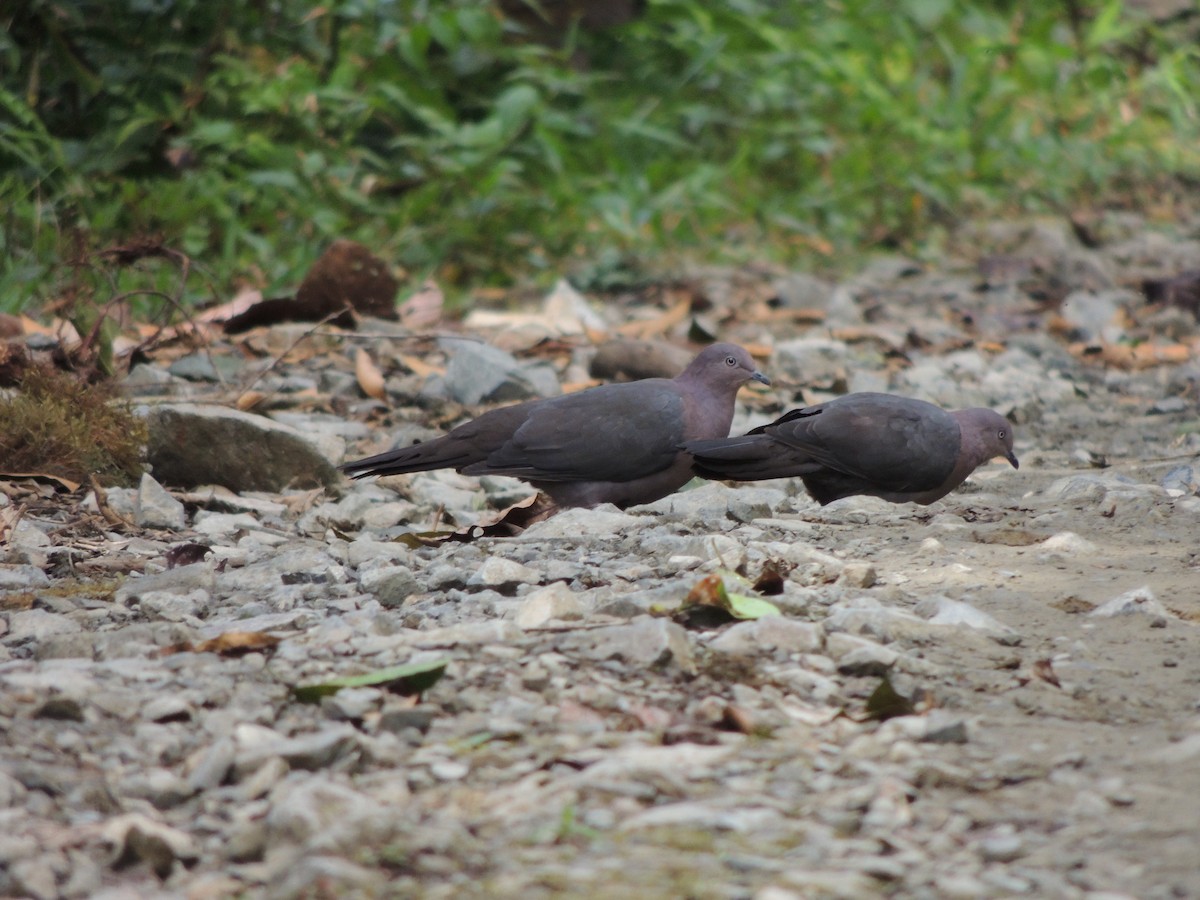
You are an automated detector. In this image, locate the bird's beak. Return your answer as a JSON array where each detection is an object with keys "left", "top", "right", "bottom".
[
  {"left": 1005, "top": 450, "right": 1019, "bottom": 470},
  {"left": 750, "top": 370, "right": 771, "bottom": 386}
]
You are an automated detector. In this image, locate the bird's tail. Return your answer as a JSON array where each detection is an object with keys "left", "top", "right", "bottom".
[
  {"left": 339, "top": 439, "right": 474, "bottom": 479},
  {"left": 684, "top": 435, "right": 790, "bottom": 481}
]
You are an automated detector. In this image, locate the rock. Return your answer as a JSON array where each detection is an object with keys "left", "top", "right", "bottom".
[
  {"left": 235, "top": 725, "right": 361, "bottom": 776},
  {"left": 1089, "top": 586, "right": 1172, "bottom": 622},
  {"left": 773, "top": 338, "right": 859, "bottom": 387},
  {"left": 134, "top": 472, "right": 187, "bottom": 529},
  {"left": 914, "top": 596, "right": 1021, "bottom": 645},
  {"left": 359, "top": 565, "right": 421, "bottom": 608},
  {"left": 839, "top": 562, "right": 877, "bottom": 588},
  {"left": 708, "top": 618, "right": 823, "bottom": 656},
  {"left": 0, "top": 564, "right": 50, "bottom": 591},
  {"left": 467, "top": 557, "right": 541, "bottom": 592},
  {"left": 143, "top": 403, "right": 339, "bottom": 491},
  {"left": 441, "top": 340, "right": 555, "bottom": 406},
  {"left": 567, "top": 616, "right": 695, "bottom": 673},
  {"left": 520, "top": 504, "right": 643, "bottom": 540},
  {"left": 265, "top": 773, "right": 401, "bottom": 855},
  {"left": 101, "top": 813, "right": 199, "bottom": 878},
  {"left": 1040, "top": 531, "right": 1098, "bottom": 555},
  {"left": 515, "top": 582, "right": 586, "bottom": 628},
  {"left": 825, "top": 633, "right": 898, "bottom": 675},
  {"left": 3, "top": 609, "right": 81, "bottom": 643}
]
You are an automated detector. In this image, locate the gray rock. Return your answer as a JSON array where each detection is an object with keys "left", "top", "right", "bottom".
[
  {"left": 115, "top": 564, "right": 215, "bottom": 605},
  {"left": 347, "top": 537, "right": 413, "bottom": 569},
  {"left": 236, "top": 725, "right": 361, "bottom": 776},
  {"left": 1090, "top": 586, "right": 1171, "bottom": 621},
  {"left": 708, "top": 618, "right": 822, "bottom": 656},
  {"left": 359, "top": 565, "right": 421, "bottom": 608},
  {"left": 4, "top": 609, "right": 81, "bottom": 643},
  {"left": 265, "top": 773, "right": 401, "bottom": 854},
  {"left": 773, "top": 272, "right": 835, "bottom": 310},
  {"left": 442, "top": 340, "right": 555, "bottom": 406},
  {"left": 142, "top": 403, "right": 339, "bottom": 491},
  {"left": 519, "top": 506, "right": 641, "bottom": 540},
  {"left": 773, "top": 338, "right": 856, "bottom": 387},
  {"left": 134, "top": 472, "right": 187, "bottom": 530},
  {"left": 168, "top": 352, "right": 245, "bottom": 382},
  {"left": 135, "top": 588, "right": 209, "bottom": 622},
  {"left": 914, "top": 595, "right": 1021, "bottom": 645},
  {"left": 0, "top": 564, "right": 50, "bottom": 591},
  {"left": 566, "top": 616, "right": 695, "bottom": 673},
  {"left": 467, "top": 557, "right": 541, "bottom": 592},
  {"left": 34, "top": 633, "right": 97, "bottom": 660},
  {"left": 1057, "top": 289, "right": 1135, "bottom": 342},
  {"left": 515, "top": 582, "right": 586, "bottom": 628}
]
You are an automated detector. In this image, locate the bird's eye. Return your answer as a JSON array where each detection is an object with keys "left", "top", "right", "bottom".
[
  {"left": 998, "top": 430, "right": 1006, "bottom": 439},
  {"left": 725, "top": 356, "right": 737, "bottom": 367}
]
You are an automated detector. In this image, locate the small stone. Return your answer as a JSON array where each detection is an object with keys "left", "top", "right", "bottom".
[
  {"left": 430, "top": 760, "right": 469, "bottom": 781},
  {"left": 1090, "top": 585, "right": 1172, "bottom": 622},
  {"left": 0, "top": 564, "right": 51, "bottom": 591},
  {"left": 979, "top": 831, "right": 1024, "bottom": 862},
  {"left": 359, "top": 565, "right": 421, "bottom": 608},
  {"left": 567, "top": 616, "right": 695, "bottom": 673},
  {"left": 515, "top": 582, "right": 586, "bottom": 628},
  {"left": 1040, "top": 531, "right": 1098, "bottom": 554},
  {"left": 914, "top": 595, "right": 1021, "bottom": 645},
  {"left": 708, "top": 618, "right": 823, "bottom": 656},
  {"left": 839, "top": 562, "right": 877, "bottom": 588},
  {"left": 33, "top": 696, "right": 85, "bottom": 721},
  {"left": 377, "top": 707, "right": 437, "bottom": 736},
  {"left": 135, "top": 472, "right": 187, "bottom": 530},
  {"left": 836, "top": 643, "right": 898, "bottom": 677},
  {"left": 467, "top": 557, "right": 541, "bottom": 592}
]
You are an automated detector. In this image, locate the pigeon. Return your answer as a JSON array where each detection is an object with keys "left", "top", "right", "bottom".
[
  {"left": 341, "top": 342, "right": 769, "bottom": 509},
  {"left": 684, "top": 392, "right": 1018, "bottom": 505}
]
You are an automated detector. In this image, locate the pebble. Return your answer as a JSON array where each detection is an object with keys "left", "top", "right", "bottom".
[{"left": 515, "top": 582, "right": 586, "bottom": 628}]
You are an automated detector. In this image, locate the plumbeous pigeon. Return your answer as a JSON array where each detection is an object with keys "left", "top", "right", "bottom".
[
  {"left": 342, "top": 342, "right": 769, "bottom": 509},
  {"left": 684, "top": 392, "right": 1017, "bottom": 505}
]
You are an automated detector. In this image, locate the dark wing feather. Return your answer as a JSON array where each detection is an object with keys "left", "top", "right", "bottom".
[
  {"left": 767, "top": 394, "right": 958, "bottom": 492},
  {"left": 462, "top": 380, "right": 684, "bottom": 483}
]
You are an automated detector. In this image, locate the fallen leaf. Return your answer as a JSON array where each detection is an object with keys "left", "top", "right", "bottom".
[
  {"left": 1032, "top": 658, "right": 1062, "bottom": 688},
  {"left": 164, "top": 631, "right": 282, "bottom": 656},
  {"left": 0, "top": 472, "right": 81, "bottom": 492},
  {"left": 677, "top": 573, "right": 781, "bottom": 624},
  {"left": 617, "top": 296, "right": 691, "bottom": 340},
  {"left": 355, "top": 348, "right": 387, "bottom": 400},
  {"left": 293, "top": 657, "right": 448, "bottom": 703},
  {"left": 398, "top": 278, "right": 444, "bottom": 329},
  {"left": 398, "top": 353, "right": 444, "bottom": 379}
]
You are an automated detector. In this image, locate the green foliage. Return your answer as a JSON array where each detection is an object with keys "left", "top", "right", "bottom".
[{"left": 2, "top": 0, "right": 1199, "bottom": 314}]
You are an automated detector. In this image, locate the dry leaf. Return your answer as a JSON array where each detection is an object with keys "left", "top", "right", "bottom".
[
  {"left": 617, "top": 297, "right": 691, "bottom": 340},
  {"left": 192, "top": 631, "right": 282, "bottom": 656},
  {"left": 236, "top": 390, "right": 268, "bottom": 411},
  {"left": 355, "top": 348, "right": 387, "bottom": 400},
  {"left": 0, "top": 472, "right": 81, "bottom": 492},
  {"left": 398, "top": 278, "right": 444, "bottom": 329},
  {"left": 1032, "top": 658, "right": 1062, "bottom": 688},
  {"left": 398, "top": 353, "right": 444, "bottom": 379}
]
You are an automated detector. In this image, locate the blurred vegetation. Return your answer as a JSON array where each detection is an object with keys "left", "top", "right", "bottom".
[
  {"left": 2, "top": 0, "right": 1199, "bottom": 314},
  {"left": 0, "top": 364, "right": 147, "bottom": 485}
]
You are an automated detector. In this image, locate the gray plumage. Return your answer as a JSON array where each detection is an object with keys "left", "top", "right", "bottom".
[
  {"left": 342, "top": 342, "right": 769, "bottom": 509},
  {"left": 684, "top": 392, "right": 1018, "bottom": 505}
]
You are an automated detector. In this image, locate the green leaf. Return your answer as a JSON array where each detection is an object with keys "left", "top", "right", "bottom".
[
  {"left": 725, "top": 592, "right": 782, "bottom": 620},
  {"left": 293, "top": 658, "right": 448, "bottom": 703}
]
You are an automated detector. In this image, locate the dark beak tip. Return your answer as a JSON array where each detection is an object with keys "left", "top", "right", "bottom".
[{"left": 1008, "top": 453, "right": 1020, "bottom": 470}]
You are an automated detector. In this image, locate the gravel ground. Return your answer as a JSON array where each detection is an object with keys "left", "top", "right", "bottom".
[{"left": 2, "top": 214, "right": 1200, "bottom": 899}]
